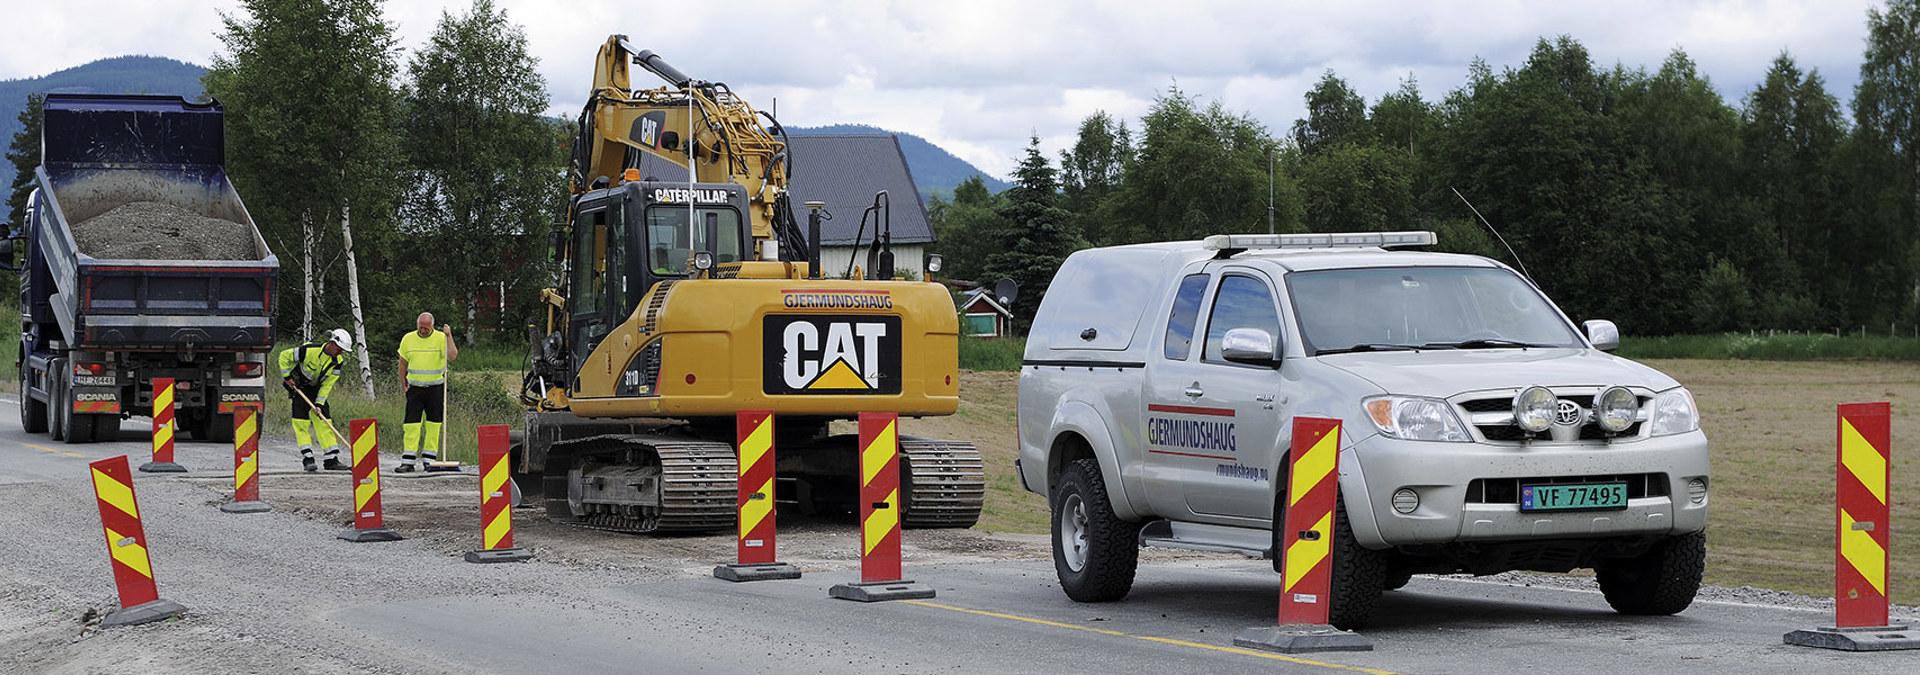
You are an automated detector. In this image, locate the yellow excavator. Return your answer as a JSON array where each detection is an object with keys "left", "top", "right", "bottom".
[{"left": 516, "top": 35, "right": 983, "bottom": 533}]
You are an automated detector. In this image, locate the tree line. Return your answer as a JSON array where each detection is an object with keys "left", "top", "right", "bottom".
[
  {"left": 938, "top": 2, "right": 1920, "bottom": 338},
  {"left": 6, "top": 0, "right": 562, "bottom": 397}
]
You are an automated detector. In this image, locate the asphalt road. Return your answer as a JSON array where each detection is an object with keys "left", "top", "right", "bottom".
[{"left": 2, "top": 396, "right": 1918, "bottom": 674}]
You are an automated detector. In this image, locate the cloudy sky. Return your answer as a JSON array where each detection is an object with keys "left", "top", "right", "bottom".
[{"left": 0, "top": 1, "right": 1888, "bottom": 179}]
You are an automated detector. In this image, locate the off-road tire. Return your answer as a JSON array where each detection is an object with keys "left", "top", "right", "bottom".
[
  {"left": 1328, "top": 497, "right": 1388, "bottom": 630},
  {"left": 1052, "top": 458, "right": 1140, "bottom": 602},
  {"left": 1597, "top": 530, "right": 1706, "bottom": 615},
  {"left": 19, "top": 362, "right": 47, "bottom": 433}
]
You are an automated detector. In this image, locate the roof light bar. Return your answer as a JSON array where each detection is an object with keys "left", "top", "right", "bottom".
[{"left": 1202, "top": 231, "right": 1437, "bottom": 251}]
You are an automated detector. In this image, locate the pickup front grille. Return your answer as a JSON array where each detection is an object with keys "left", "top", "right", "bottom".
[
  {"left": 1466, "top": 473, "right": 1668, "bottom": 504},
  {"left": 1459, "top": 394, "right": 1646, "bottom": 442}
]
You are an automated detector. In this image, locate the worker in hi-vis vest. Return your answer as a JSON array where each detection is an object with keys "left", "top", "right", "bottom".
[
  {"left": 278, "top": 329, "right": 352, "bottom": 472},
  {"left": 395, "top": 312, "right": 458, "bottom": 473}
]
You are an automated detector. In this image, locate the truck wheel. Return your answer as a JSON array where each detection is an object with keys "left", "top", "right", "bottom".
[
  {"left": 1052, "top": 458, "right": 1140, "bottom": 602},
  {"left": 196, "top": 411, "right": 235, "bottom": 443},
  {"left": 60, "top": 380, "right": 95, "bottom": 445},
  {"left": 47, "top": 360, "right": 66, "bottom": 442},
  {"left": 1328, "top": 497, "right": 1388, "bottom": 630},
  {"left": 19, "top": 364, "right": 48, "bottom": 433},
  {"left": 1597, "top": 530, "right": 1706, "bottom": 615},
  {"left": 92, "top": 414, "right": 121, "bottom": 443}
]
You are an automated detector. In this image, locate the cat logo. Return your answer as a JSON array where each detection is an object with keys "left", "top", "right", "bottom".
[
  {"left": 763, "top": 315, "right": 902, "bottom": 395},
  {"left": 630, "top": 111, "right": 667, "bottom": 149}
]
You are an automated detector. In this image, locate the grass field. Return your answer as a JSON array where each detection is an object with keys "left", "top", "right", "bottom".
[{"left": 1655, "top": 359, "right": 1920, "bottom": 604}]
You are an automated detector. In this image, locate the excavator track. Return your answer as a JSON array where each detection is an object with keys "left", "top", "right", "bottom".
[
  {"left": 542, "top": 434, "right": 737, "bottom": 534},
  {"left": 901, "top": 438, "right": 985, "bottom": 529}
]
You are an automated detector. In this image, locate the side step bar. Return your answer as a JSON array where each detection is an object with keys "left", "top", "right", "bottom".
[{"left": 1138, "top": 520, "right": 1274, "bottom": 559}]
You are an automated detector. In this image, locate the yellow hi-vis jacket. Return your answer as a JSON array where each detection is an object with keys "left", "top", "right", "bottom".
[
  {"left": 278, "top": 342, "right": 343, "bottom": 403},
  {"left": 398, "top": 330, "right": 449, "bottom": 386}
]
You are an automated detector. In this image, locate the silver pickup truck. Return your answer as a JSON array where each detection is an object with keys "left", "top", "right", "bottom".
[{"left": 1015, "top": 232, "right": 1709, "bottom": 629}]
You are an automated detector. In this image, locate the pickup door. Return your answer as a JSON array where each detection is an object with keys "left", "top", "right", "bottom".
[{"left": 1141, "top": 267, "right": 1290, "bottom": 523}]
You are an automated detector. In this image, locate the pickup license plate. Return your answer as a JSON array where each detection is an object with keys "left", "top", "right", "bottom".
[{"left": 1520, "top": 483, "right": 1628, "bottom": 512}]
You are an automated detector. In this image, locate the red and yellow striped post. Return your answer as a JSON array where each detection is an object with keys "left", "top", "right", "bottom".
[
  {"left": 715, "top": 410, "right": 799, "bottom": 581},
  {"left": 89, "top": 455, "right": 187, "bottom": 626},
  {"left": 220, "top": 409, "right": 271, "bottom": 513},
  {"left": 1235, "top": 417, "right": 1372, "bottom": 653},
  {"left": 1837, "top": 402, "right": 1892, "bottom": 628},
  {"left": 338, "top": 419, "right": 402, "bottom": 542},
  {"left": 138, "top": 378, "right": 185, "bottom": 473},
  {"left": 829, "top": 413, "right": 933, "bottom": 601},
  {"left": 466, "top": 424, "right": 532, "bottom": 563},
  {"left": 1785, "top": 402, "right": 1920, "bottom": 650}
]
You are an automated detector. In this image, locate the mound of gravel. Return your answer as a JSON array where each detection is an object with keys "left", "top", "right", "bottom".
[{"left": 71, "top": 201, "right": 259, "bottom": 261}]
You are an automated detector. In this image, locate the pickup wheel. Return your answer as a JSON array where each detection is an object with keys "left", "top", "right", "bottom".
[
  {"left": 19, "top": 362, "right": 48, "bottom": 433},
  {"left": 1597, "top": 530, "right": 1706, "bottom": 615},
  {"left": 1052, "top": 458, "right": 1140, "bottom": 602},
  {"left": 1328, "top": 497, "right": 1387, "bottom": 630}
]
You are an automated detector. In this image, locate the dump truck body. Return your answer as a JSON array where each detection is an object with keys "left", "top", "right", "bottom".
[{"left": 15, "top": 94, "right": 277, "bottom": 443}]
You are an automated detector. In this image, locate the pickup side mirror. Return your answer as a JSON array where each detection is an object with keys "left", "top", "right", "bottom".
[
  {"left": 1583, "top": 319, "right": 1620, "bottom": 352},
  {"left": 1221, "top": 327, "right": 1282, "bottom": 367}
]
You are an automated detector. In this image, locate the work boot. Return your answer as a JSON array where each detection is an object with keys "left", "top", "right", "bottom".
[
  {"left": 394, "top": 463, "right": 416, "bottom": 474},
  {"left": 302, "top": 457, "right": 317, "bottom": 472},
  {"left": 322, "top": 458, "right": 350, "bottom": 471}
]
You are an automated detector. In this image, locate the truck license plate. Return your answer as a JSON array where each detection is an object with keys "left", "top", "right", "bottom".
[{"left": 1520, "top": 483, "right": 1628, "bottom": 511}]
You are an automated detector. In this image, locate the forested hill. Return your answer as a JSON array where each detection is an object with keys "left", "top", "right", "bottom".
[
  {"left": 1, "top": 56, "right": 207, "bottom": 191},
  {"left": 788, "top": 124, "right": 1011, "bottom": 199}
]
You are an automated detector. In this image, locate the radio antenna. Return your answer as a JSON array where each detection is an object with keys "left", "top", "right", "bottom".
[{"left": 1450, "top": 187, "right": 1531, "bottom": 281}]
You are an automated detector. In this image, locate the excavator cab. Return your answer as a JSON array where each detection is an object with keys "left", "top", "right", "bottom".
[{"left": 564, "top": 179, "right": 749, "bottom": 390}]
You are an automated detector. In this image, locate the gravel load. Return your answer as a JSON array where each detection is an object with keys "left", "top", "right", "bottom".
[{"left": 70, "top": 201, "right": 259, "bottom": 261}]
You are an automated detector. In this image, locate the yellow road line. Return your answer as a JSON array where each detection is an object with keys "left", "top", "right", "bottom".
[
  {"left": 904, "top": 600, "right": 1397, "bottom": 675},
  {"left": 23, "top": 443, "right": 87, "bottom": 459}
]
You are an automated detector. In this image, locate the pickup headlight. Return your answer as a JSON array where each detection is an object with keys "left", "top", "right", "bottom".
[
  {"left": 1364, "top": 395, "right": 1471, "bottom": 442},
  {"left": 1649, "top": 387, "right": 1699, "bottom": 436}
]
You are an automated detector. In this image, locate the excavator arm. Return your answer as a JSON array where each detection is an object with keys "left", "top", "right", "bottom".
[{"left": 571, "top": 35, "right": 807, "bottom": 263}]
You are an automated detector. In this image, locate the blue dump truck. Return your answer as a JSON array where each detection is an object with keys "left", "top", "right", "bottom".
[{"left": 10, "top": 94, "right": 278, "bottom": 443}]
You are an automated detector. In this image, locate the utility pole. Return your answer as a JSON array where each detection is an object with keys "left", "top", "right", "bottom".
[{"left": 1267, "top": 149, "right": 1275, "bottom": 234}]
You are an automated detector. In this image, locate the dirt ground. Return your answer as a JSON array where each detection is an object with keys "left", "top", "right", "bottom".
[{"left": 219, "top": 467, "right": 1223, "bottom": 579}]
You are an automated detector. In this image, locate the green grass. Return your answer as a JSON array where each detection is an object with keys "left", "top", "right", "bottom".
[
  {"left": 1618, "top": 332, "right": 1920, "bottom": 360},
  {"left": 958, "top": 336, "right": 1025, "bottom": 371}
]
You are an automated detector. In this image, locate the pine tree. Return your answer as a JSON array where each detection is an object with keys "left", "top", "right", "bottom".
[
  {"left": 5, "top": 94, "right": 44, "bottom": 232},
  {"left": 982, "top": 137, "right": 1082, "bottom": 333}
]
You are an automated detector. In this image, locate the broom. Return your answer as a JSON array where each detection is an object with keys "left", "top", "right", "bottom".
[{"left": 424, "top": 324, "right": 461, "bottom": 473}]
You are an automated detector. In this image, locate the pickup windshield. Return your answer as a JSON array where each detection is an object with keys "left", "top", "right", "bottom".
[{"left": 1287, "top": 266, "right": 1583, "bottom": 356}]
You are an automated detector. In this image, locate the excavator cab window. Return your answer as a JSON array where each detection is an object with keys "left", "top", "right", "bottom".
[
  {"left": 645, "top": 206, "right": 745, "bottom": 274},
  {"left": 568, "top": 203, "right": 630, "bottom": 387}
]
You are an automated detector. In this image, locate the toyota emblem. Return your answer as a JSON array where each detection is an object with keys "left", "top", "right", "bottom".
[{"left": 1554, "top": 400, "right": 1583, "bottom": 426}]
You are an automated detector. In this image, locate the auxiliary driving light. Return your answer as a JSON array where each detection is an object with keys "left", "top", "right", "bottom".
[
  {"left": 1688, "top": 477, "right": 1708, "bottom": 505},
  {"left": 1392, "top": 488, "right": 1420, "bottom": 514},
  {"left": 1513, "top": 386, "right": 1556, "bottom": 433},
  {"left": 1594, "top": 386, "right": 1637, "bottom": 433}
]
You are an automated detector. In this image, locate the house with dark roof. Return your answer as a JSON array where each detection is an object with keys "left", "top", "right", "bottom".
[
  {"left": 783, "top": 134, "right": 935, "bottom": 279},
  {"left": 627, "top": 133, "right": 936, "bottom": 279}
]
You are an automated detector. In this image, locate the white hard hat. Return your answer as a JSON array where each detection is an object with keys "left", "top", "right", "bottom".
[{"left": 329, "top": 328, "right": 352, "bottom": 351}]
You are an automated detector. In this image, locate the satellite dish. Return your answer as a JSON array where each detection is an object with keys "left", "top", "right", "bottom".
[{"left": 994, "top": 278, "right": 1018, "bottom": 308}]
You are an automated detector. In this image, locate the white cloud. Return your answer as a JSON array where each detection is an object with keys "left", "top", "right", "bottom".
[{"left": 2, "top": 1, "right": 1887, "bottom": 179}]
